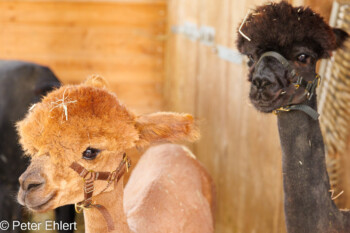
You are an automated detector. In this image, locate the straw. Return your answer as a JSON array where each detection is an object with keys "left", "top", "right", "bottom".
[{"left": 50, "top": 88, "right": 77, "bottom": 121}]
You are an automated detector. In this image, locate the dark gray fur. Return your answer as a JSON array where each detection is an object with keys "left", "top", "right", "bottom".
[
  {"left": 0, "top": 60, "right": 75, "bottom": 233},
  {"left": 277, "top": 97, "right": 350, "bottom": 233}
]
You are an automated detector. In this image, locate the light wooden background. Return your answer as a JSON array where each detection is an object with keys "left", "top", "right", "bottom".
[
  {"left": 0, "top": 0, "right": 166, "bottom": 114},
  {"left": 0, "top": 0, "right": 344, "bottom": 233}
]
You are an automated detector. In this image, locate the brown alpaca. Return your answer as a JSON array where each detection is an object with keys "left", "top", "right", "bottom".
[{"left": 16, "top": 76, "right": 215, "bottom": 233}]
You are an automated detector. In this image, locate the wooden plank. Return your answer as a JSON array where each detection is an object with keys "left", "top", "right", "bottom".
[
  {"left": 226, "top": 0, "right": 285, "bottom": 232},
  {"left": 164, "top": 0, "right": 199, "bottom": 116},
  {"left": 194, "top": 0, "right": 232, "bottom": 232},
  {"left": 10, "top": 0, "right": 166, "bottom": 3},
  {"left": 109, "top": 82, "right": 163, "bottom": 113},
  {"left": 0, "top": 56, "right": 164, "bottom": 84},
  {"left": 0, "top": 1, "right": 165, "bottom": 26},
  {"left": 0, "top": 0, "right": 166, "bottom": 114},
  {"left": 165, "top": 0, "right": 286, "bottom": 232},
  {"left": 196, "top": 0, "right": 285, "bottom": 232},
  {"left": 1, "top": 27, "right": 164, "bottom": 56}
]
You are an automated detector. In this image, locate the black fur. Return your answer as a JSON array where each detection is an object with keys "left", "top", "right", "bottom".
[
  {"left": 277, "top": 98, "right": 350, "bottom": 233},
  {"left": 236, "top": 1, "right": 349, "bottom": 113},
  {"left": 333, "top": 28, "right": 350, "bottom": 49},
  {"left": 236, "top": 1, "right": 350, "bottom": 233},
  {"left": 0, "top": 60, "right": 74, "bottom": 233},
  {"left": 237, "top": 1, "right": 349, "bottom": 58}
]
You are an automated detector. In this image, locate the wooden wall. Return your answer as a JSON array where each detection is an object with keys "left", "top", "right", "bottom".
[
  {"left": 164, "top": 0, "right": 333, "bottom": 232},
  {"left": 0, "top": 0, "right": 166, "bottom": 114},
  {"left": 0, "top": 0, "right": 340, "bottom": 232}
]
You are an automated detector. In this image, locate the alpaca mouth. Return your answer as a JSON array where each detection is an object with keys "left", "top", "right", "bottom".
[
  {"left": 26, "top": 191, "right": 57, "bottom": 212},
  {"left": 251, "top": 89, "right": 284, "bottom": 112},
  {"left": 252, "top": 100, "right": 279, "bottom": 112}
]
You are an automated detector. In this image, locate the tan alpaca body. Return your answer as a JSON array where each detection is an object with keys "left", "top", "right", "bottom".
[
  {"left": 83, "top": 144, "right": 215, "bottom": 233},
  {"left": 124, "top": 144, "right": 214, "bottom": 233}
]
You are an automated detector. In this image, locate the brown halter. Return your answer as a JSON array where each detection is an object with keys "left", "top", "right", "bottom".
[{"left": 70, "top": 153, "right": 131, "bottom": 232}]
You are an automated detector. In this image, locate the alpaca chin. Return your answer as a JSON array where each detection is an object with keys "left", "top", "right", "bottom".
[
  {"left": 250, "top": 93, "right": 285, "bottom": 113},
  {"left": 25, "top": 191, "right": 57, "bottom": 213},
  {"left": 251, "top": 103, "right": 275, "bottom": 113}
]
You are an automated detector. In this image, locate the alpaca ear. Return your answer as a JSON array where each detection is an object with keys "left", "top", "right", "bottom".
[
  {"left": 84, "top": 74, "right": 109, "bottom": 89},
  {"left": 134, "top": 112, "right": 200, "bottom": 147},
  {"left": 322, "top": 28, "right": 349, "bottom": 58},
  {"left": 332, "top": 28, "right": 349, "bottom": 49}
]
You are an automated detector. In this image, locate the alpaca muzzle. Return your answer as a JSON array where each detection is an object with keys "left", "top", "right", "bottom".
[{"left": 254, "top": 51, "right": 321, "bottom": 120}]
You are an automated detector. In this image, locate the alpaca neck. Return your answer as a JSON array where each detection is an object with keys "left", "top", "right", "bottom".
[
  {"left": 277, "top": 98, "right": 344, "bottom": 233},
  {"left": 83, "top": 179, "right": 131, "bottom": 233}
]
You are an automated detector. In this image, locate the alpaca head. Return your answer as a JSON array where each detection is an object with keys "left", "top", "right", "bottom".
[
  {"left": 236, "top": 1, "right": 349, "bottom": 113},
  {"left": 16, "top": 75, "right": 199, "bottom": 212}
]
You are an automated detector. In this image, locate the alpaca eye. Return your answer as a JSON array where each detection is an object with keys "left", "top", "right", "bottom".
[
  {"left": 247, "top": 54, "right": 255, "bottom": 67},
  {"left": 297, "top": 54, "right": 309, "bottom": 63},
  {"left": 82, "top": 147, "right": 100, "bottom": 160}
]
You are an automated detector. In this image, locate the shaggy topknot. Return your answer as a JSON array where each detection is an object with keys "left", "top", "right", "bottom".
[
  {"left": 237, "top": 1, "right": 348, "bottom": 57},
  {"left": 16, "top": 76, "right": 199, "bottom": 159}
]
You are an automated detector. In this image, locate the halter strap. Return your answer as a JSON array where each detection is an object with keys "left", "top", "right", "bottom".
[
  {"left": 256, "top": 51, "right": 295, "bottom": 75},
  {"left": 70, "top": 153, "right": 131, "bottom": 232},
  {"left": 273, "top": 105, "right": 320, "bottom": 120}
]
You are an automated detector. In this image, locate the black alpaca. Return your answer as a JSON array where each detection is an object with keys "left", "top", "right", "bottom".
[
  {"left": 236, "top": 2, "right": 349, "bottom": 233},
  {"left": 0, "top": 60, "right": 74, "bottom": 233}
]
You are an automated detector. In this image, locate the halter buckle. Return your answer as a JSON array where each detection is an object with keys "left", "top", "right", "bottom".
[
  {"left": 123, "top": 153, "right": 130, "bottom": 173},
  {"left": 273, "top": 106, "right": 291, "bottom": 115},
  {"left": 83, "top": 171, "right": 95, "bottom": 182},
  {"left": 316, "top": 74, "right": 321, "bottom": 87},
  {"left": 109, "top": 170, "right": 118, "bottom": 182},
  {"left": 75, "top": 202, "right": 85, "bottom": 213},
  {"left": 84, "top": 184, "right": 94, "bottom": 193}
]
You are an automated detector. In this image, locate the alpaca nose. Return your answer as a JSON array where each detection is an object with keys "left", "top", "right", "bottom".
[
  {"left": 252, "top": 77, "right": 272, "bottom": 90},
  {"left": 19, "top": 172, "right": 45, "bottom": 192}
]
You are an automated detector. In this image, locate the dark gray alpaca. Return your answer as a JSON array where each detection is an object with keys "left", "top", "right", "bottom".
[
  {"left": 0, "top": 60, "right": 74, "bottom": 233},
  {"left": 237, "top": 2, "right": 350, "bottom": 233}
]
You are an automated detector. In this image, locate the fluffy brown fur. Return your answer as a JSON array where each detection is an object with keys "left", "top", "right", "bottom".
[{"left": 17, "top": 77, "right": 199, "bottom": 163}]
